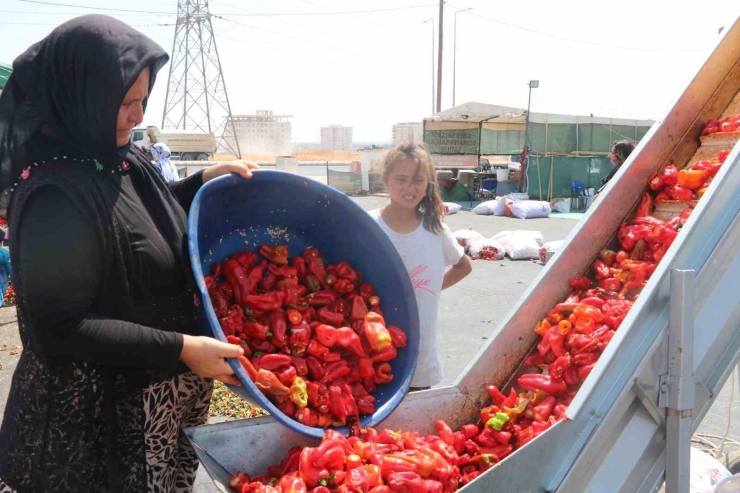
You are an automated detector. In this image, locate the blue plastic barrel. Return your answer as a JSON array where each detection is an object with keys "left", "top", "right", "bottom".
[{"left": 188, "top": 170, "right": 419, "bottom": 438}]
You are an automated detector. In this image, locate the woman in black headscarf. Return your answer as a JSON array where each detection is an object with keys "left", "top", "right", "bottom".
[{"left": 0, "top": 15, "right": 256, "bottom": 493}]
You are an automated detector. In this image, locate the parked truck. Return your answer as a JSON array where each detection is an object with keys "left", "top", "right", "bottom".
[{"left": 130, "top": 126, "right": 217, "bottom": 161}]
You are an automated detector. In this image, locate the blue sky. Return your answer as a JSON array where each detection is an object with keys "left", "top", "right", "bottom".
[{"left": 1, "top": 0, "right": 739, "bottom": 142}]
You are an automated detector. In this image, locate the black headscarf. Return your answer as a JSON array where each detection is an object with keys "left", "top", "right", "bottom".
[{"left": 0, "top": 14, "right": 169, "bottom": 215}]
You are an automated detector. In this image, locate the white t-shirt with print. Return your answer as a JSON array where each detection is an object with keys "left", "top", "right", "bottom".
[{"left": 369, "top": 209, "right": 464, "bottom": 387}]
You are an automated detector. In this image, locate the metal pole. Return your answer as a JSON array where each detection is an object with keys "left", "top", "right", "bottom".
[
  {"left": 423, "top": 19, "right": 434, "bottom": 115},
  {"left": 436, "top": 0, "right": 444, "bottom": 113},
  {"left": 524, "top": 85, "right": 532, "bottom": 155},
  {"left": 453, "top": 11, "right": 457, "bottom": 108},
  {"left": 664, "top": 269, "right": 696, "bottom": 493}
]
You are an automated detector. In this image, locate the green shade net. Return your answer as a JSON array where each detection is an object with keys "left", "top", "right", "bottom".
[
  {"left": 0, "top": 62, "right": 11, "bottom": 90},
  {"left": 526, "top": 154, "right": 614, "bottom": 200}
]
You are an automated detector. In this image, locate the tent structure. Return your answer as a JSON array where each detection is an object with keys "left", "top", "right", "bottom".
[{"left": 423, "top": 102, "right": 654, "bottom": 157}]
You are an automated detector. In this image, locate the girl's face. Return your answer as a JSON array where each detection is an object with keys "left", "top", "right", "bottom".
[{"left": 385, "top": 158, "right": 429, "bottom": 210}]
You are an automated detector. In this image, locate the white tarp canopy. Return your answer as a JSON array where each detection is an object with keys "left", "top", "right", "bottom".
[{"left": 424, "top": 102, "right": 654, "bottom": 131}]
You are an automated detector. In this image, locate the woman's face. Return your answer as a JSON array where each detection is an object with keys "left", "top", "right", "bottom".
[
  {"left": 384, "top": 158, "right": 428, "bottom": 210},
  {"left": 609, "top": 151, "right": 619, "bottom": 166},
  {"left": 117, "top": 68, "right": 150, "bottom": 147}
]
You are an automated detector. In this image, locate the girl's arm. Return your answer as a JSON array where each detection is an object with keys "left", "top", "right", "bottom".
[{"left": 442, "top": 254, "right": 472, "bottom": 290}]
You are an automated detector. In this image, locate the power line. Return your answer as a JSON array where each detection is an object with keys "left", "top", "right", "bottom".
[
  {"left": 210, "top": 3, "right": 438, "bottom": 17},
  {"left": 17, "top": 0, "right": 172, "bottom": 14},
  {"left": 0, "top": 9, "right": 172, "bottom": 16},
  {"left": 448, "top": 4, "right": 704, "bottom": 53}
]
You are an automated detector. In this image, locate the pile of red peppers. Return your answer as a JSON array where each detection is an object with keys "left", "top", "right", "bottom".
[
  {"left": 206, "top": 245, "right": 407, "bottom": 430},
  {"left": 701, "top": 114, "right": 740, "bottom": 135},
  {"left": 226, "top": 147, "right": 732, "bottom": 493},
  {"left": 649, "top": 149, "right": 729, "bottom": 203}
]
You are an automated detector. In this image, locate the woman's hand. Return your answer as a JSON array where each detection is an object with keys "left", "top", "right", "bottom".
[
  {"left": 179, "top": 334, "right": 244, "bottom": 386},
  {"left": 202, "top": 161, "right": 260, "bottom": 183}
]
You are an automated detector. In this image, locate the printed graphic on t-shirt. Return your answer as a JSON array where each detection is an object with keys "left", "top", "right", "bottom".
[{"left": 402, "top": 255, "right": 434, "bottom": 296}]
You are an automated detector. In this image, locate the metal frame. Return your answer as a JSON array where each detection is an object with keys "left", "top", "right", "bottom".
[{"left": 162, "top": 0, "right": 241, "bottom": 158}]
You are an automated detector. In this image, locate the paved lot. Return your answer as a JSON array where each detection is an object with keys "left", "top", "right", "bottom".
[{"left": 0, "top": 197, "right": 737, "bottom": 491}]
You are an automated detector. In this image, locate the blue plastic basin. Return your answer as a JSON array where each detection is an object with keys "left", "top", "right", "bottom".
[{"left": 188, "top": 170, "right": 419, "bottom": 438}]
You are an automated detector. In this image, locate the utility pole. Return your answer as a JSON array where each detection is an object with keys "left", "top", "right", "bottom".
[{"left": 436, "top": 0, "right": 444, "bottom": 113}]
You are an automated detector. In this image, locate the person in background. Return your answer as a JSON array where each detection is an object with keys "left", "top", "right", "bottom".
[
  {"left": 597, "top": 139, "right": 636, "bottom": 194},
  {"left": 151, "top": 141, "right": 180, "bottom": 183},
  {"left": 0, "top": 15, "right": 257, "bottom": 492},
  {"left": 369, "top": 143, "right": 472, "bottom": 392},
  {"left": 438, "top": 176, "right": 473, "bottom": 202},
  {"left": 0, "top": 245, "right": 10, "bottom": 307}
]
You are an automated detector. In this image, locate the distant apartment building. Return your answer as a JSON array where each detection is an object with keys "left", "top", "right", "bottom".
[
  {"left": 392, "top": 122, "right": 423, "bottom": 146},
  {"left": 320, "top": 125, "right": 353, "bottom": 151},
  {"left": 228, "top": 110, "right": 292, "bottom": 155}
]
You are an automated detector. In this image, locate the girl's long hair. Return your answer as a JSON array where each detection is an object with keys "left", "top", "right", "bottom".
[{"left": 381, "top": 142, "right": 446, "bottom": 234}]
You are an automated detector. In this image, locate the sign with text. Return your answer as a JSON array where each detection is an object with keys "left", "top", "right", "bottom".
[
  {"left": 424, "top": 129, "right": 479, "bottom": 154},
  {"left": 431, "top": 154, "right": 478, "bottom": 169}
]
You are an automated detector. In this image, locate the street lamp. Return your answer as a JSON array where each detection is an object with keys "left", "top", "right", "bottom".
[
  {"left": 423, "top": 18, "right": 434, "bottom": 115},
  {"left": 453, "top": 7, "right": 472, "bottom": 108},
  {"left": 522, "top": 80, "right": 539, "bottom": 193},
  {"left": 524, "top": 80, "right": 539, "bottom": 155}
]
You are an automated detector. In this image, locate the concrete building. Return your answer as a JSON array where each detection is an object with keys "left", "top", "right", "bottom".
[
  {"left": 392, "top": 122, "right": 423, "bottom": 146},
  {"left": 228, "top": 110, "right": 292, "bottom": 155},
  {"left": 320, "top": 125, "right": 353, "bottom": 151}
]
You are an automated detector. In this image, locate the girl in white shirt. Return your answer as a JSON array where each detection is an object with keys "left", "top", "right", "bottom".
[{"left": 369, "top": 143, "right": 472, "bottom": 390}]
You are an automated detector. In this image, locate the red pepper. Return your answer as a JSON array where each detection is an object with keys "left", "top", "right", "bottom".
[
  {"left": 255, "top": 369, "right": 291, "bottom": 396},
  {"left": 328, "top": 386, "right": 349, "bottom": 425},
  {"left": 332, "top": 279, "right": 355, "bottom": 296},
  {"left": 276, "top": 474, "right": 308, "bottom": 493},
  {"left": 368, "top": 295, "right": 381, "bottom": 307},
  {"left": 636, "top": 192, "right": 654, "bottom": 217},
  {"left": 578, "top": 363, "right": 596, "bottom": 382},
  {"left": 564, "top": 291, "right": 580, "bottom": 304},
  {"left": 336, "top": 261, "right": 358, "bottom": 283},
  {"left": 370, "top": 344, "right": 397, "bottom": 363},
  {"left": 343, "top": 467, "right": 370, "bottom": 493},
  {"left": 208, "top": 287, "right": 228, "bottom": 315},
  {"left": 485, "top": 385, "right": 508, "bottom": 407},
  {"left": 321, "top": 361, "right": 352, "bottom": 384},
  {"left": 286, "top": 309, "right": 303, "bottom": 326},
  {"left": 549, "top": 332, "right": 567, "bottom": 357},
  {"left": 288, "top": 356, "right": 308, "bottom": 377},
  {"left": 288, "top": 323, "right": 311, "bottom": 357},
  {"left": 268, "top": 263, "right": 298, "bottom": 279},
  {"left": 518, "top": 373, "right": 568, "bottom": 396},
  {"left": 537, "top": 326, "right": 559, "bottom": 356},
  {"left": 386, "top": 325, "right": 407, "bottom": 348},
  {"left": 301, "top": 274, "right": 322, "bottom": 293},
  {"left": 569, "top": 277, "right": 591, "bottom": 290},
  {"left": 255, "top": 353, "right": 292, "bottom": 372},
  {"left": 598, "top": 277, "right": 622, "bottom": 292},
  {"left": 668, "top": 184, "right": 694, "bottom": 202},
  {"left": 304, "top": 248, "right": 330, "bottom": 289},
  {"left": 662, "top": 165, "right": 678, "bottom": 186},
  {"left": 364, "top": 312, "right": 392, "bottom": 352},
  {"left": 243, "top": 321, "right": 271, "bottom": 340},
  {"left": 298, "top": 447, "right": 330, "bottom": 488},
  {"left": 532, "top": 396, "right": 557, "bottom": 422},
  {"left": 350, "top": 295, "right": 369, "bottom": 321},
  {"left": 307, "top": 291, "right": 337, "bottom": 307},
  {"left": 230, "top": 471, "right": 251, "bottom": 491},
  {"left": 573, "top": 352, "right": 599, "bottom": 366},
  {"left": 295, "top": 408, "right": 319, "bottom": 427},
  {"left": 314, "top": 324, "right": 338, "bottom": 347},
  {"left": 461, "top": 471, "right": 482, "bottom": 486},
  {"left": 579, "top": 297, "right": 605, "bottom": 308},
  {"left": 246, "top": 292, "right": 285, "bottom": 312},
  {"left": 260, "top": 244, "right": 289, "bottom": 265},
  {"left": 306, "top": 380, "right": 329, "bottom": 412},
  {"left": 316, "top": 308, "right": 344, "bottom": 327},
  {"left": 359, "top": 282, "right": 375, "bottom": 299},
  {"left": 548, "top": 355, "right": 570, "bottom": 382},
  {"left": 307, "top": 339, "right": 330, "bottom": 360},
  {"left": 268, "top": 309, "right": 288, "bottom": 347},
  {"left": 224, "top": 258, "right": 251, "bottom": 305},
  {"left": 386, "top": 472, "right": 427, "bottom": 493},
  {"left": 655, "top": 191, "right": 671, "bottom": 203},
  {"left": 553, "top": 403, "right": 569, "bottom": 419},
  {"left": 461, "top": 424, "right": 479, "bottom": 440},
  {"left": 593, "top": 260, "right": 610, "bottom": 279},
  {"left": 374, "top": 362, "right": 393, "bottom": 384},
  {"left": 292, "top": 255, "right": 307, "bottom": 278},
  {"left": 524, "top": 353, "right": 545, "bottom": 366},
  {"left": 260, "top": 271, "right": 279, "bottom": 292},
  {"left": 648, "top": 172, "right": 665, "bottom": 192},
  {"left": 336, "top": 327, "right": 367, "bottom": 357}
]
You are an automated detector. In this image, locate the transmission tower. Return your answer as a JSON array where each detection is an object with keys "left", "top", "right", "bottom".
[{"left": 162, "top": 0, "right": 241, "bottom": 158}]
